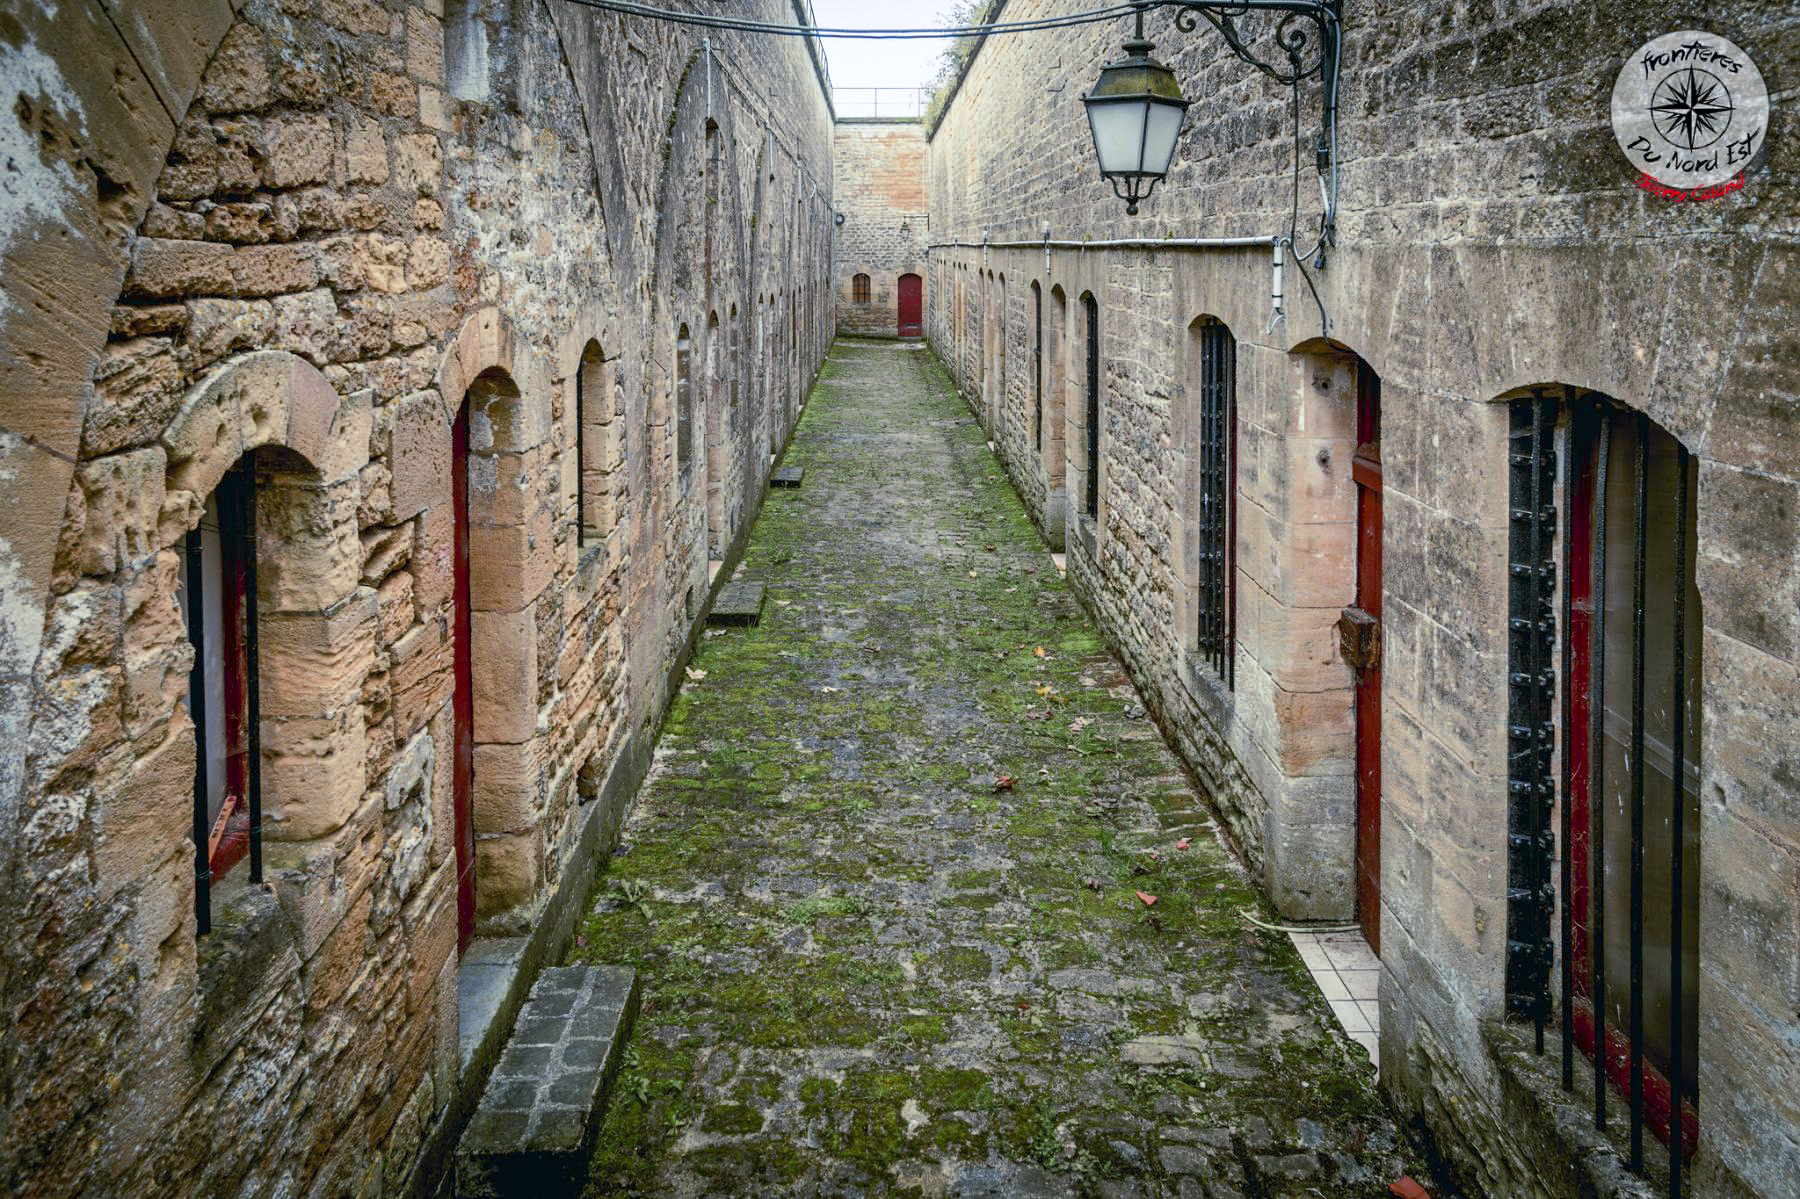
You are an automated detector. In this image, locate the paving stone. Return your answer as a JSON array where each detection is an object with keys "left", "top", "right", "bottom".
[
  {"left": 566, "top": 342, "right": 1422, "bottom": 1196},
  {"left": 707, "top": 580, "right": 766, "bottom": 626},
  {"left": 771, "top": 464, "right": 805, "bottom": 487},
  {"left": 455, "top": 965, "right": 639, "bottom": 1198}
]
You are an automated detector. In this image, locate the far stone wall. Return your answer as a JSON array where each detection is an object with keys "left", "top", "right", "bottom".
[{"left": 833, "top": 121, "right": 929, "bottom": 337}]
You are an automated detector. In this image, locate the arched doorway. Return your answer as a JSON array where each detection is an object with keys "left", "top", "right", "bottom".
[{"left": 898, "top": 273, "right": 922, "bottom": 338}]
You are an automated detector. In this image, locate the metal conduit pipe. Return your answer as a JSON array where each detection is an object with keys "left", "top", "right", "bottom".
[{"left": 925, "top": 234, "right": 1289, "bottom": 328}]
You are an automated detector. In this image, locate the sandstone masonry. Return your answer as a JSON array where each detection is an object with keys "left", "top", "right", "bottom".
[
  {"left": 0, "top": 2, "right": 832, "bottom": 1195},
  {"left": 925, "top": 2, "right": 1800, "bottom": 1196}
]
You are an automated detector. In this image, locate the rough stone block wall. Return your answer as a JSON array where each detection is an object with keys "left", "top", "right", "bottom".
[
  {"left": 0, "top": 1, "right": 832, "bottom": 1196},
  {"left": 923, "top": 2, "right": 1800, "bottom": 1195},
  {"left": 833, "top": 121, "right": 930, "bottom": 337}
]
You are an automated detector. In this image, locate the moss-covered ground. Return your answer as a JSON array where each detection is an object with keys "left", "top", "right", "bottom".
[{"left": 570, "top": 339, "right": 1416, "bottom": 1196}]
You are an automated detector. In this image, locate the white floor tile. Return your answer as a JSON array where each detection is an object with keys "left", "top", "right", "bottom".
[
  {"left": 1295, "top": 941, "right": 1333, "bottom": 970},
  {"left": 1329, "top": 998, "right": 1372, "bottom": 1033},
  {"left": 1341, "top": 969, "right": 1380, "bottom": 1000},
  {"left": 1313, "top": 971, "right": 1351, "bottom": 1001},
  {"left": 1322, "top": 940, "right": 1379, "bottom": 971}
]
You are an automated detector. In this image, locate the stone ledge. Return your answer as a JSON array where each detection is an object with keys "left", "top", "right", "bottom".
[
  {"left": 454, "top": 965, "right": 639, "bottom": 1197},
  {"left": 1484, "top": 1019, "right": 1665, "bottom": 1199},
  {"left": 707, "top": 581, "right": 766, "bottom": 627},
  {"left": 771, "top": 464, "right": 804, "bottom": 487}
]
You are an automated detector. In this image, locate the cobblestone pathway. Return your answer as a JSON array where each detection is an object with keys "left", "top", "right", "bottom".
[{"left": 570, "top": 339, "right": 1418, "bottom": 1197}]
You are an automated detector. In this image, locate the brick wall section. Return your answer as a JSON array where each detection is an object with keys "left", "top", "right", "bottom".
[
  {"left": 0, "top": 2, "right": 832, "bottom": 1196},
  {"left": 833, "top": 121, "right": 930, "bottom": 337},
  {"left": 924, "top": 2, "right": 1800, "bottom": 1195}
]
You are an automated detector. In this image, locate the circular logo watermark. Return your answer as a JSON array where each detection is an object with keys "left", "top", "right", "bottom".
[{"left": 1612, "top": 31, "right": 1767, "bottom": 193}]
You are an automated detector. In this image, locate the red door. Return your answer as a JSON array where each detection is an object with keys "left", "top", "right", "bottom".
[
  {"left": 1352, "top": 364, "right": 1382, "bottom": 952},
  {"left": 452, "top": 403, "right": 477, "bottom": 953},
  {"left": 897, "top": 273, "right": 922, "bottom": 338}
]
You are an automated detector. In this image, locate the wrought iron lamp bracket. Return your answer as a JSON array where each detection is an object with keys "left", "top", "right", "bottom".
[
  {"left": 1163, "top": 0, "right": 1341, "bottom": 86},
  {"left": 1154, "top": 0, "right": 1343, "bottom": 244}
]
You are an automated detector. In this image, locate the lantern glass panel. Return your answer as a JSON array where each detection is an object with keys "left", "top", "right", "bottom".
[
  {"left": 1143, "top": 101, "right": 1185, "bottom": 175},
  {"left": 1088, "top": 101, "right": 1151, "bottom": 175}
]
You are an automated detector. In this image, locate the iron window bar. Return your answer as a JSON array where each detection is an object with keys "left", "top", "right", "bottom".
[
  {"left": 1033, "top": 284, "right": 1044, "bottom": 452},
  {"left": 1196, "top": 319, "right": 1235, "bottom": 685},
  {"left": 1505, "top": 390, "right": 1698, "bottom": 1198},
  {"left": 1084, "top": 296, "right": 1101, "bottom": 520}
]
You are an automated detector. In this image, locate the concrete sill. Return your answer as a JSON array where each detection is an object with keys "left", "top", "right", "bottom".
[
  {"left": 1180, "top": 650, "right": 1235, "bottom": 726},
  {"left": 1483, "top": 1018, "right": 1667, "bottom": 1199},
  {"left": 458, "top": 936, "right": 528, "bottom": 1076}
]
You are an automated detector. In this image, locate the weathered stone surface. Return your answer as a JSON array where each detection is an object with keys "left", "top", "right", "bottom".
[
  {"left": 706, "top": 580, "right": 764, "bottom": 627},
  {"left": 570, "top": 342, "right": 1411, "bottom": 1196}
]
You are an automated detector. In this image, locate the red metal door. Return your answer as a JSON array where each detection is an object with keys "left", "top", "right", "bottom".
[
  {"left": 1352, "top": 365, "right": 1382, "bottom": 952},
  {"left": 452, "top": 403, "right": 477, "bottom": 954},
  {"left": 897, "top": 273, "right": 922, "bottom": 338}
]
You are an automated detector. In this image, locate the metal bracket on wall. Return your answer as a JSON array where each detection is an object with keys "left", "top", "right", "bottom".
[{"left": 1158, "top": 0, "right": 1343, "bottom": 247}]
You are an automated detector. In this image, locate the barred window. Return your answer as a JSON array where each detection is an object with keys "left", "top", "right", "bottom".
[
  {"left": 852, "top": 273, "right": 870, "bottom": 303},
  {"left": 1083, "top": 294, "right": 1100, "bottom": 519},
  {"left": 1032, "top": 282, "right": 1043, "bottom": 451},
  {"left": 1195, "top": 317, "right": 1235, "bottom": 683},
  {"left": 676, "top": 325, "right": 693, "bottom": 485},
  {"left": 1506, "top": 391, "right": 1702, "bottom": 1188}
]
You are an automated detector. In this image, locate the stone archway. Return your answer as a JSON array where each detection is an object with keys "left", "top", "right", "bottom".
[{"left": 432, "top": 308, "right": 553, "bottom": 937}]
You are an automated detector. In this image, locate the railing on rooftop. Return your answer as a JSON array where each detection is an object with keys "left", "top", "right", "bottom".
[{"left": 834, "top": 87, "right": 927, "bottom": 119}]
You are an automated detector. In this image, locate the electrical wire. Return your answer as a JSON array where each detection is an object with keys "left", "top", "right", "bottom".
[{"left": 561, "top": 0, "right": 1156, "bottom": 38}]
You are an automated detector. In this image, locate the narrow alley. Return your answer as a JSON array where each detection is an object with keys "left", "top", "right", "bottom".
[{"left": 569, "top": 339, "right": 1411, "bottom": 1196}]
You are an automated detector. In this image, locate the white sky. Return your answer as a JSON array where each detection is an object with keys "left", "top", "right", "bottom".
[{"left": 809, "top": 0, "right": 967, "bottom": 107}]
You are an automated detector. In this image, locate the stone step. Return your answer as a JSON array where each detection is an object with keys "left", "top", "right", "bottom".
[
  {"left": 708, "top": 581, "right": 766, "bottom": 627},
  {"left": 454, "top": 965, "right": 639, "bottom": 1198},
  {"left": 772, "top": 464, "right": 805, "bottom": 487}
]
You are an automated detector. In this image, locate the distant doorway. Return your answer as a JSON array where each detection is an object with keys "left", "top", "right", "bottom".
[{"left": 898, "top": 273, "right": 922, "bottom": 338}]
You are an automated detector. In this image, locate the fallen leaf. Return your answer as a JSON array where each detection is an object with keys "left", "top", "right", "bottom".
[
  {"left": 1176, "top": 838, "right": 1191, "bottom": 851},
  {"left": 1147, "top": 851, "right": 1160, "bottom": 862},
  {"left": 1036, "top": 684, "right": 1056, "bottom": 697},
  {"left": 1033, "top": 646, "right": 1048, "bottom": 658},
  {"left": 1389, "top": 1179, "right": 1431, "bottom": 1199},
  {"left": 1005, "top": 586, "right": 1018, "bottom": 593},
  {"left": 984, "top": 544, "right": 996, "bottom": 552},
  {"left": 968, "top": 569, "right": 978, "bottom": 578},
  {"left": 1068, "top": 716, "right": 1088, "bottom": 733},
  {"left": 992, "top": 775, "right": 1016, "bottom": 792},
  {"left": 820, "top": 685, "right": 840, "bottom": 693},
  {"left": 1135, "top": 891, "right": 1158, "bottom": 907},
  {"left": 685, "top": 667, "right": 707, "bottom": 681}
]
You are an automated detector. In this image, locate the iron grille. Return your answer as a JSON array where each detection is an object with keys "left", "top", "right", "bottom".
[
  {"left": 1034, "top": 285, "right": 1044, "bottom": 451},
  {"left": 1196, "top": 319, "right": 1235, "bottom": 684},
  {"left": 1505, "top": 391, "right": 1557, "bottom": 1031},
  {"left": 1506, "top": 389, "right": 1700, "bottom": 1198},
  {"left": 1084, "top": 295, "right": 1100, "bottom": 519}
]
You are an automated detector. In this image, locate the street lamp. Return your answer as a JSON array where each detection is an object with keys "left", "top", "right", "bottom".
[
  {"left": 1081, "top": 1, "right": 1343, "bottom": 227},
  {"left": 1081, "top": 6, "right": 1190, "bottom": 215}
]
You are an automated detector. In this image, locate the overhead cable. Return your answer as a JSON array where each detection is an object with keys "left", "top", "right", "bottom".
[{"left": 561, "top": 0, "right": 1155, "bottom": 38}]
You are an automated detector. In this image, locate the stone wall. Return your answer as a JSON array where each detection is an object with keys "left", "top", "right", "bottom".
[
  {"left": 833, "top": 120, "right": 930, "bottom": 337},
  {"left": 923, "top": 2, "right": 1800, "bottom": 1196},
  {"left": 0, "top": 1, "right": 833, "bottom": 1196}
]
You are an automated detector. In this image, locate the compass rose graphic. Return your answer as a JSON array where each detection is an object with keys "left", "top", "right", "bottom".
[
  {"left": 1650, "top": 67, "right": 1733, "bottom": 150},
  {"left": 1612, "top": 31, "right": 1768, "bottom": 191}
]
